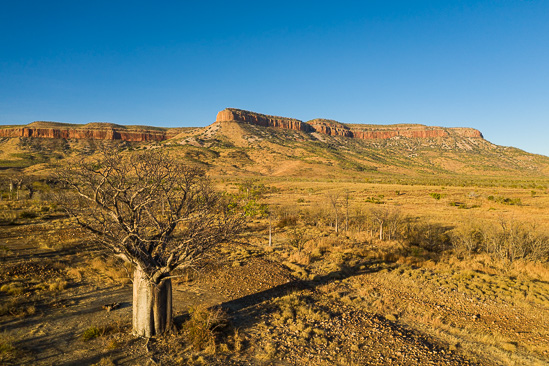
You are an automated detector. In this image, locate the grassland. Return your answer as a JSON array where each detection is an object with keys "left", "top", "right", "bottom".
[{"left": 0, "top": 124, "right": 548, "bottom": 365}]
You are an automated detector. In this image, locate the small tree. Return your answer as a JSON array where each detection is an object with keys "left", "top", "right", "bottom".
[
  {"left": 327, "top": 191, "right": 340, "bottom": 234},
  {"left": 343, "top": 190, "right": 351, "bottom": 233},
  {"left": 369, "top": 207, "right": 388, "bottom": 240},
  {"left": 58, "top": 148, "right": 243, "bottom": 337}
]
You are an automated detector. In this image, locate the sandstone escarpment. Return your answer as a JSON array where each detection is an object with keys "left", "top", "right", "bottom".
[
  {"left": 350, "top": 126, "right": 482, "bottom": 139},
  {"left": 350, "top": 125, "right": 449, "bottom": 139},
  {"left": 216, "top": 108, "right": 484, "bottom": 141},
  {"left": 216, "top": 108, "right": 314, "bottom": 132},
  {"left": 447, "top": 127, "right": 484, "bottom": 138},
  {"left": 0, "top": 122, "right": 180, "bottom": 141},
  {"left": 307, "top": 119, "right": 353, "bottom": 137},
  {"left": 1, "top": 109, "right": 484, "bottom": 143}
]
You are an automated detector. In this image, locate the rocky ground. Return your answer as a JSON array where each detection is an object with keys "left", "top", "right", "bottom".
[{"left": 1, "top": 218, "right": 548, "bottom": 365}]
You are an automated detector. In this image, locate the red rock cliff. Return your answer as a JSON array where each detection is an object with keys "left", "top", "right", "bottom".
[
  {"left": 349, "top": 125, "right": 482, "bottom": 140},
  {"left": 350, "top": 126, "right": 448, "bottom": 139},
  {"left": 448, "top": 127, "right": 483, "bottom": 138},
  {"left": 307, "top": 119, "right": 353, "bottom": 137},
  {"left": 0, "top": 122, "right": 180, "bottom": 141},
  {"left": 216, "top": 108, "right": 483, "bottom": 141},
  {"left": 216, "top": 108, "right": 314, "bottom": 132}
]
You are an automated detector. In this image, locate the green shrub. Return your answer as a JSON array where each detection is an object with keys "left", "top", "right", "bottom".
[
  {"left": 82, "top": 326, "right": 104, "bottom": 341},
  {"left": 365, "top": 196, "right": 384, "bottom": 204},
  {"left": 497, "top": 197, "right": 522, "bottom": 205},
  {"left": 488, "top": 196, "right": 522, "bottom": 205}
]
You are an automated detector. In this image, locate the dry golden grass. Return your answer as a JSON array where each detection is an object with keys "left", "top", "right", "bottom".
[
  {"left": 48, "top": 278, "right": 68, "bottom": 292},
  {"left": 185, "top": 305, "right": 228, "bottom": 352},
  {"left": 1, "top": 138, "right": 548, "bottom": 365},
  {"left": 83, "top": 257, "right": 132, "bottom": 285},
  {"left": 90, "top": 358, "right": 116, "bottom": 366},
  {"left": 259, "top": 180, "right": 549, "bottom": 230},
  {"left": 0, "top": 332, "right": 18, "bottom": 363},
  {"left": 344, "top": 259, "right": 549, "bottom": 365}
]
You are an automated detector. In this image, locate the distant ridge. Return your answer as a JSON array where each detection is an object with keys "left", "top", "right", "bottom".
[
  {"left": 1, "top": 108, "right": 548, "bottom": 179},
  {"left": 1, "top": 108, "right": 482, "bottom": 142},
  {"left": 0, "top": 121, "right": 185, "bottom": 142},
  {"left": 216, "top": 108, "right": 314, "bottom": 132},
  {"left": 216, "top": 108, "right": 484, "bottom": 140}
]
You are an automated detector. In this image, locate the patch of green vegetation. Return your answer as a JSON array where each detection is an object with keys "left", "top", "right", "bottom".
[
  {"left": 487, "top": 195, "right": 522, "bottom": 205},
  {"left": 448, "top": 201, "right": 468, "bottom": 209},
  {"left": 365, "top": 196, "right": 385, "bottom": 204},
  {"left": 429, "top": 192, "right": 444, "bottom": 200},
  {"left": 0, "top": 160, "right": 34, "bottom": 168},
  {"left": 82, "top": 326, "right": 106, "bottom": 341}
]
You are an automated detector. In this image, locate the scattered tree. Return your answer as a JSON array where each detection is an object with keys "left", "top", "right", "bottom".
[
  {"left": 327, "top": 191, "right": 340, "bottom": 234},
  {"left": 370, "top": 207, "right": 388, "bottom": 240},
  {"left": 57, "top": 148, "right": 244, "bottom": 337},
  {"left": 343, "top": 190, "right": 351, "bottom": 233}
]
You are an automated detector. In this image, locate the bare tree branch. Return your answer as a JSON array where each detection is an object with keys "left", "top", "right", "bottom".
[{"left": 56, "top": 148, "right": 245, "bottom": 284}]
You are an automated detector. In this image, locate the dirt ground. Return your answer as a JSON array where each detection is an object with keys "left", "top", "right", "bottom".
[{"left": 1, "top": 213, "right": 548, "bottom": 365}]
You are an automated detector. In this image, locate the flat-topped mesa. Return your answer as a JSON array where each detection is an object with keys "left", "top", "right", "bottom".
[
  {"left": 216, "top": 108, "right": 484, "bottom": 140},
  {"left": 307, "top": 119, "right": 353, "bottom": 137},
  {"left": 348, "top": 124, "right": 448, "bottom": 139},
  {"left": 349, "top": 124, "right": 483, "bottom": 140},
  {"left": 0, "top": 122, "right": 179, "bottom": 141},
  {"left": 448, "top": 127, "right": 484, "bottom": 138},
  {"left": 216, "top": 108, "right": 314, "bottom": 132},
  {"left": 306, "top": 119, "right": 483, "bottom": 140}
]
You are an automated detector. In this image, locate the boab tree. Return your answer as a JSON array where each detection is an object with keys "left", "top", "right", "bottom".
[{"left": 58, "top": 148, "right": 243, "bottom": 337}]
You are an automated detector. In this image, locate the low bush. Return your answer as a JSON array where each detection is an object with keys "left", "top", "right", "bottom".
[
  {"left": 82, "top": 326, "right": 107, "bottom": 341},
  {"left": 185, "top": 305, "right": 228, "bottom": 351}
]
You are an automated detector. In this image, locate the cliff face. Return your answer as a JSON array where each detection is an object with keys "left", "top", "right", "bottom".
[
  {"left": 307, "top": 119, "right": 353, "bottom": 137},
  {"left": 216, "top": 108, "right": 483, "bottom": 141},
  {"left": 350, "top": 127, "right": 449, "bottom": 139},
  {"left": 0, "top": 109, "right": 484, "bottom": 143},
  {"left": 216, "top": 108, "right": 314, "bottom": 132},
  {"left": 448, "top": 127, "right": 484, "bottom": 138},
  {"left": 0, "top": 122, "right": 179, "bottom": 142}
]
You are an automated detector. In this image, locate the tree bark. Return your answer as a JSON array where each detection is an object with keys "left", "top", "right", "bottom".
[
  {"left": 379, "top": 221, "right": 384, "bottom": 241},
  {"left": 133, "top": 266, "right": 173, "bottom": 337},
  {"left": 268, "top": 214, "right": 272, "bottom": 247}
]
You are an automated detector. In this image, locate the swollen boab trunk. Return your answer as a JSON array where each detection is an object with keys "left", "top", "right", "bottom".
[{"left": 132, "top": 266, "right": 173, "bottom": 337}]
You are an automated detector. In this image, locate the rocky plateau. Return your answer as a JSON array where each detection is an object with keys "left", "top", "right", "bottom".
[
  {"left": 216, "top": 108, "right": 484, "bottom": 140},
  {"left": 0, "top": 108, "right": 483, "bottom": 143},
  {"left": 0, "top": 122, "right": 181, "bottom": 142}
]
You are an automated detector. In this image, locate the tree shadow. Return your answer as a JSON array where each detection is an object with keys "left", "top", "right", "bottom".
[
  {"left": 0, "top": 285, "right": 132, "bottom": 332},
  {"left": 175, "top": 258, "right": 390, "bottom": 328},
  {"left": 1, "top": 240, "right": 101, "bottom": 263},
  {"left": 13, "top": 326, "right": 145, "bottom": 366}
]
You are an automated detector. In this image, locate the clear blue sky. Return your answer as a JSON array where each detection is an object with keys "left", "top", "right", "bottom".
[{"left": 1, "top": 1, "right": 548, "bottom": 156}]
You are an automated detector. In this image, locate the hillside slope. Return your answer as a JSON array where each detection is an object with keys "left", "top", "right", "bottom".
[
  {"left": 169, "top": 109, "right": 549, "bottom": 183},
  {"left": 1, "top": 108, "right": 548, "bottom": 184}
]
